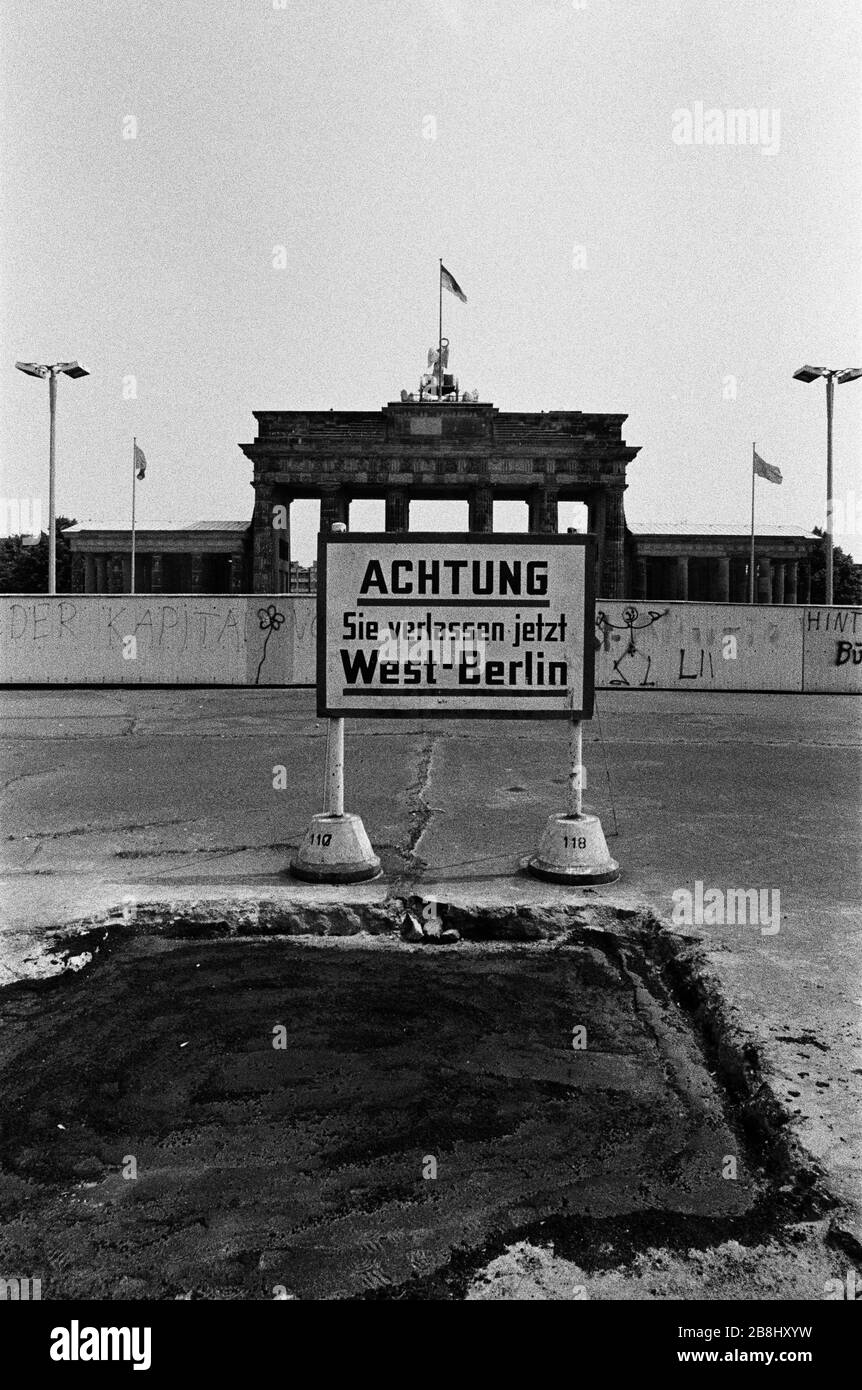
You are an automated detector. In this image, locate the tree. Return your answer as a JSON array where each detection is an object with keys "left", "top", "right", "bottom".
[
  {"left": 0, "top": 517, "right": 76, "bottom": 593},
  {"left": 808, "top": 528, "right": 862, "bottom": 606}
]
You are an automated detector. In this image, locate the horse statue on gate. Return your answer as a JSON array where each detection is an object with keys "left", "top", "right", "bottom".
[{"left": 399, "top": 340, "right": 479, "bottom": 402}]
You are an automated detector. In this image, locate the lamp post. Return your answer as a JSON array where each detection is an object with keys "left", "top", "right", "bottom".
[
  {"left": 793, "top": 364, "right": 862, "bottom": 606},
  {"left": 15, "top": 360, "right": 89, "bottom": 595}
]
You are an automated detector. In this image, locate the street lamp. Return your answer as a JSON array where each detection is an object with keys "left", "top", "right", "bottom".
[
  {"left": 15, "top": 360, "right": 89, "bottom": 595},
  {"left": 793, "top": 364, "right": 862, "bottom": 606}
]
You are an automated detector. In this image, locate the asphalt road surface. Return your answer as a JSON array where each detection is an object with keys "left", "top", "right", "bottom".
[{"left": 0, "top": 687, "right": 859, "bottom": 1267}]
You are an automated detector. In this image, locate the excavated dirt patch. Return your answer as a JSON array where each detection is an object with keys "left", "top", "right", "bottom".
[{"left": 0, "top": 911, "right": 829, "bottom": 1300}]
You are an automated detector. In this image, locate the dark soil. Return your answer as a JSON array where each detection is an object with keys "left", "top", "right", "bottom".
[{"left": 0, "top": 934, "right": 761, "bottom": 1299}]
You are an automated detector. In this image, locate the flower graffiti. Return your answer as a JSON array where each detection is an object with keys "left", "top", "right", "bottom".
[{"left": 255, "top": 604, "right": 286, "bottom": 685}]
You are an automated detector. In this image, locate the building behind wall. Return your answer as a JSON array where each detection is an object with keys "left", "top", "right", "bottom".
[
  {"left": 288, "top": 560, "right": 317, "bottom": 592},
  {"left": 61, "top": 397, "right": 819, "bottom": 603},
  {"left": 628, "top": 523, "right": 819, "bottom": 604},
  {"left": 63, "top": 522, "right": 324, "bottom": 595},
  {"left": 64, "top": 513, "right": 818, "bottom": 603},
  {"left": 63, "top": 521, "right": 251, "bottom": 594}
]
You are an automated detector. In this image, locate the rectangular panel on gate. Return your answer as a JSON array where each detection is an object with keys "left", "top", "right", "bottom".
[{"left": 317, "top": 532, "right": 596, "bottom": 720}]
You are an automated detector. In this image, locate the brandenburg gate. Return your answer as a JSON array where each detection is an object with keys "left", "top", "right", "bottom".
[{"left": 240, "top": 393, "right": 640, "bottom": 598}]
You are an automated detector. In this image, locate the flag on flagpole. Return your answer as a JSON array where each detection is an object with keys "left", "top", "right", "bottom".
[
  {"left": 440, "top": 264, "right": 467, "bottom": 303},
  {"left": 753, "top": 449, "right": 782, "bottom": 484},
  {"left": 134, "top": 442, "right": 148, "bottom": 480}
]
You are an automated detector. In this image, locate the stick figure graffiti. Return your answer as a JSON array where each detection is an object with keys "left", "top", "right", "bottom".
[{"left": 595, "top": 606, "right": 668, "bottom": 687}]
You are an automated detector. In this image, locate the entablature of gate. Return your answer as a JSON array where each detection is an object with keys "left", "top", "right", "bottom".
[{"left": 240, "top": 402, "right": 640, "bottom": 494}]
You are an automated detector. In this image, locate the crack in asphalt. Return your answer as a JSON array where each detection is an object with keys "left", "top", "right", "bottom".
[
  {"left": 4, "top": 815, "right": 202, "bottom": 842},
  {"left": 112, "top": 839, "right": 307, "bottom": 861},
  {"left": 401, "top": 735, "right": 439, "bottom": 877},
  {"left": 0, "top": 768, "right": 63, "bottom": 793}
]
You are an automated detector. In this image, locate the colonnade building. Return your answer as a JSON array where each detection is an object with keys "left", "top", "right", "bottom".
[
  {"left": 64, "top": 521, "right": 249, "bottom": 594},
  {"left": 629, "top": 523, "right": 817, "bottom": 604}
]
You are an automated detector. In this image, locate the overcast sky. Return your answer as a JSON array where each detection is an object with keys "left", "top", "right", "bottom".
[{"left": 1, "top": 0, "right": 859, "bottom": 564}]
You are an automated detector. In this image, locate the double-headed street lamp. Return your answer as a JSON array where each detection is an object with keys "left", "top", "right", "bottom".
[
  {"left": 793, "top": 364, "right": 862, "bottom": 606},
  {"left": 15, "top": 360, "right": 89, "bottom": 595}
]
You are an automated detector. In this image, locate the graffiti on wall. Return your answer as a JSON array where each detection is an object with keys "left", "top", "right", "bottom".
[
  {"left": 802, "top": 608, "right": 862, "bottom": 693},
  {"left": 255, "top": 605, "right": 287, "bottom": 684},
  {"left": 0, "top": 596, "right": 318, "bottom": 685},
  {"left": 1, "top": 597, "right": 859, "bottom": 693},
  {"left": 595, "top": 603, "right": 861, "bottom": 694},
  {"left": 595, "top": 607, "right": 669, "bottom": 687}
]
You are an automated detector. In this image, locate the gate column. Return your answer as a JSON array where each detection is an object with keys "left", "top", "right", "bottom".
[
  {"left": 600, "top": 489, "right": 626, "bottom": 598},
  {"left": 385, "top": 489, "right": 410, "bottom": 532},
  {"left": 252, "top": 482, "right": 279, "bottom": 593},
  {"left": 320, "top": 488, "right": 350, "bottom": 533},
  {"left": 468, "top": 484, "right": 493, "bottom": 533},
  {"left": 528, "top": 486, "right": 558, "bottom": 535}
]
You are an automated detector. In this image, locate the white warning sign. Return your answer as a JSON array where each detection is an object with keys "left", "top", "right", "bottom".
[{"left": 317, "top": 533, "right": 595, "bottom": 719}]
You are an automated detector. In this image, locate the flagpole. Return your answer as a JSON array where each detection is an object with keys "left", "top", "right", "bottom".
[
  {"left": 438, "top": 258, "right": 443, "bottom": 400},
  {"left": 131, "top": 437, "right": 137, "bottom": 595},
  {"left": 749, "top": 442, "right": 756, "bottom": 604}
]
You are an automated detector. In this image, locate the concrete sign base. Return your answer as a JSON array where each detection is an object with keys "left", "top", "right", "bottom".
[
  {"left": 290, "top": 812, "right": 381, "bottom": 884},
  {"left": 527, "top": 812, "right": 620, "bottom": 885}
]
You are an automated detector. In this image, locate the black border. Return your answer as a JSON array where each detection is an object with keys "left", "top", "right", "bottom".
[{"left": 316, "top": 532, "right": 596, "bottom": 720}]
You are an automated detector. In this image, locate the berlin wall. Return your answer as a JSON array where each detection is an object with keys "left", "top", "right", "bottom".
[
  {"left": 0, "top": 594, "right": 859, "bottom": 694},
  {"left": 0, "top": 596, "right": 317, "bottom": 686},
  {"left": 594, "top": 602, "right": 862, "bottom": 694}
]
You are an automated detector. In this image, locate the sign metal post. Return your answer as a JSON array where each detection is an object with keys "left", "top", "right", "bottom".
[
  {"left": 569, "top": 717, "right": 583, "bottom": 819},
  {"left": 326, "top": 716, "right": 345, "bottom": 817},
  {"left": 291, "top": 526, "right": 381, "bottom": 883}
]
